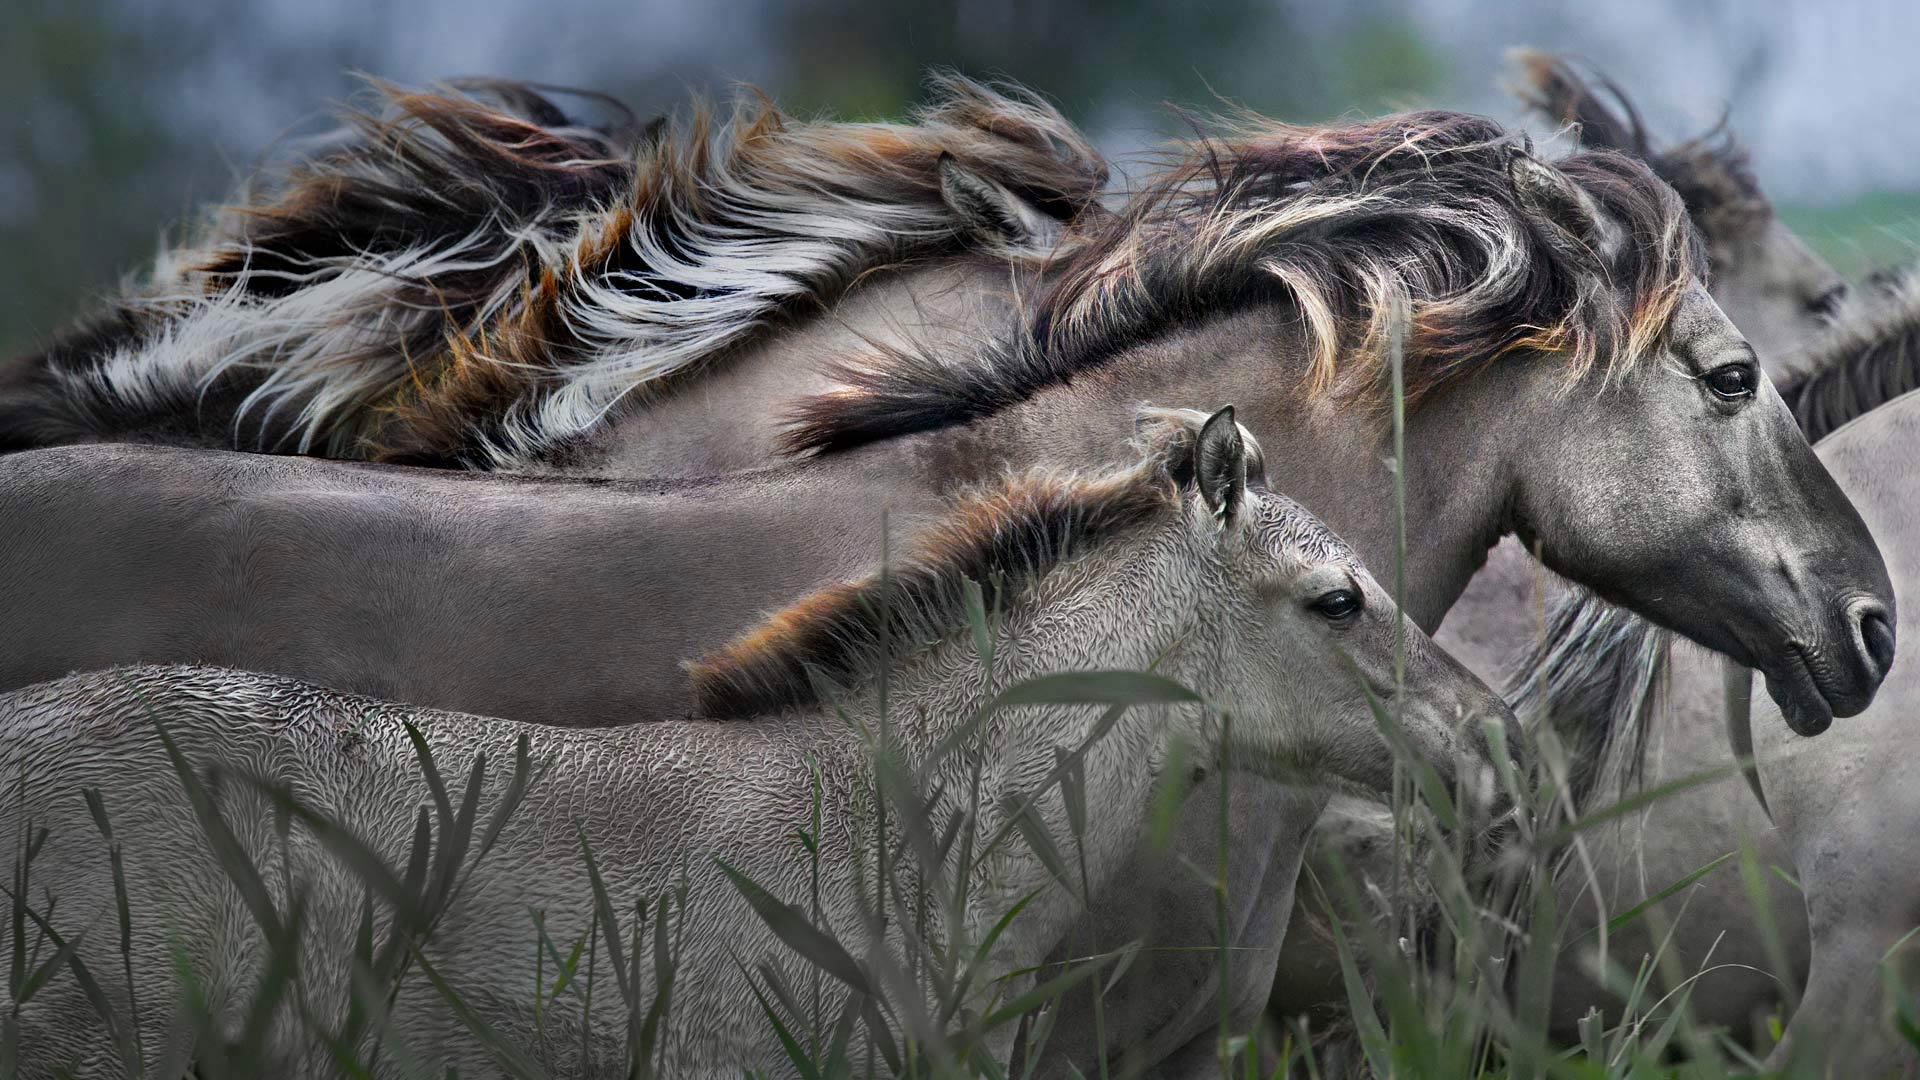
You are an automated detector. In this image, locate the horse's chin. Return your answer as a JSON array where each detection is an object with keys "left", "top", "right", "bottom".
[{"left": 1761, "top": 649, "right": 1836, "bottom": 737}]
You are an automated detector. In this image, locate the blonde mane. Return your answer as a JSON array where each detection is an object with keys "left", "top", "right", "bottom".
[{"left": 782, "top": 110, "right": 1703, "bottom": 455}]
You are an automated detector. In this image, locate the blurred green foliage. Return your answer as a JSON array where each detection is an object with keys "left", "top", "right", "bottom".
[{"left": 1780, "top": 193, "right": 1920, "bottom": 279}]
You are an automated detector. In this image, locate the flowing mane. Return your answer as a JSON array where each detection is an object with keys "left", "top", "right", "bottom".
[
  {"left": 688, "top": 452, "right": 1180, "bottom": 720},
  {"left": 5, "top": 74, "right": 1108, "bottom": 465},
  {"left": 1778, "top": 264, "right": 1920, "bottom": 442},
  {"left": 1506, "top": 586, "right": 1671, "bottom": 805},
  {"left": 782, "top": 109, "right": 1701, "bottom": 455},
  {"left": 1512, "top": 49, "right": 1774, "bottom": 256}
]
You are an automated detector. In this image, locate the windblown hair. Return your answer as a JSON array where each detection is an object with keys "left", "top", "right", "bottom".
[
  {"left": 783, "top": 109, "right": 1702, "bottom": 454},
  {"left": 688, "top": 430, "right": 1189, "bottom": 719},
  {"left": 1512, "top": 49, "right": 1772, "bottom": 256},
  {"left": 5, "top": 74, "right": 1108, "bottom": 465},
  {"left": 1506, "top": 586, "right": 1671, "bottom": 806},
  {"left": 1778, "top": 263, "right": 1920, "bottom": 442}
]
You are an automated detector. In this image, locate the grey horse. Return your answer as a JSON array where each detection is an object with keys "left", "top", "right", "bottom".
[
  {"left": 1750, "top": 273, "right": 1920, "bottom": 1074},
  {"left": 1303, "top": 52, "right": 1862, "bottom": 1044},
  {"left": 0, "top": 444, "right": 931, "bottom": 715},
  {"left": 1, "top": 84, "right": 1897, "bottom": 1073},
  {"left": 0, "top": 409, "right": 1516, "bottom": 1076}
]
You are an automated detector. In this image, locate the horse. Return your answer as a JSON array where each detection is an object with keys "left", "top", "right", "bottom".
[
  {"left": 0, "top": 408, "right": 1516, "bottom": 1076},
  {"left": 1383, "top": 51, "right": 1861, "bottom": 1041},
  {"left": 1, "top": 81, "right": 1896, "bottom": 1072},
  {"left": 0, "top": 406, "right": 1261, "bottom": 727},
  {"left": 1435, "top": 47, "right": 1852, "bottom": 687},
  {"left": 0, "top": 75, "right": 1108, "bottom": 464},
  {"left": 1749, "top": 271, "right": 1920, "bottom": 1074},
  {"left": 1298, "top": 267, "right": 1920, "bottom": 1053},
  {"left": 0, "top": 442, "right": 936, "bottom": 716}
]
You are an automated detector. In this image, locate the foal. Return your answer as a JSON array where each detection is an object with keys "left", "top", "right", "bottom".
[{"left": 0, "top": 409, "right": 1511, "bottom": 1076}]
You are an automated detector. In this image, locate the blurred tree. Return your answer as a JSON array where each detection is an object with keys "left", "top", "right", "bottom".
[{"left": 0, "top": 0, "right": 205, "bottom": 355}]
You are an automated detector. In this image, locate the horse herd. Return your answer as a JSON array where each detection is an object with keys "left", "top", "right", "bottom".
[{"left": 0, "top": 51, "right": 1917, "bottom": 1076}]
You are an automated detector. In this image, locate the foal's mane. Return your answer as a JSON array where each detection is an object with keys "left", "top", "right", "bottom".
[
  {"left": 1777, "top": 264, "right": 1920, "bottom": 442},
  {"left": 1512, "top": 50, "right": 1773, "bottom": 254},
  {"left": 687, "top": 451, "right": 1181, "bottom": 720},
  {"left": 7, "top": 73, "right": 1108, "bottom": 465},
  {"left": 783, "top": 109, "right": 1702, "bottom": 455}
]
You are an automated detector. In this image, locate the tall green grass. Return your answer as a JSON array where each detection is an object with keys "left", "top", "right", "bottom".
[{"left": 5, "top": 319, "right": 1917, "bottom": 1077}]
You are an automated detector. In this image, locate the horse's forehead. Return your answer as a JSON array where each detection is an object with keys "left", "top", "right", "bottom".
[
  {"left": 1250, "top": 494, "right": 1357, "bottom": 571},
  {"left": 1666, "top": 282, "right": 1745, "bottom": 356}
]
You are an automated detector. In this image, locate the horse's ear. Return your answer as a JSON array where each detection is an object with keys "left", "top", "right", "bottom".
[
  {"left": 1508, "top": 147, "right": 1622, "bottom": 259},
  {"left": 1509, "top": 48, "right": 1650, "bottom": 156},
  {"left": 938, "top": 153, "right": 1059, "bottom": 249},
  {"left": 1195, "top": 406, "right": 1247, "bottom": 526}
]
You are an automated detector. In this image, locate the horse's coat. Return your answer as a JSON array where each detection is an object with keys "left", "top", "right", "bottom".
[
  {"left": 0, "top": 412, "right": 1513, "bottom": 1076},
  {"left": 1, "top": 76, "right": 1899, "bottom": 1073},
  {"left": 0, "top": 442, "right": 928, "bottom": 717}
]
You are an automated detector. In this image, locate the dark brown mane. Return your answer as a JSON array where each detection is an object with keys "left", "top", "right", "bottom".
[
  {"left": 1512, "top": 50, "right": 1771, "bottom": 253},
  {"left": 783, "top": 109, "right": 1702, "bottom": 455},
  {"left": 4, "top": 74, "right": 1110, "bottom": 466},
  {"left": 1778, "top": 264, "right": 1920, "bottom": 442},
  {"left": 687, "top": 461, "right": 1177, "bottom": 719}
]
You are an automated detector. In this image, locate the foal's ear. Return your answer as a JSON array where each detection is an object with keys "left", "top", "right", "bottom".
[
  {"left": 938, "top": 153, "right": 1060, "bottom": 249},
  {"left": 1195, "top": 406, "right": 1247, "bottom": 525},
  {"left": 1508, "top": 147, "right": 1621, "bottom": 258}
]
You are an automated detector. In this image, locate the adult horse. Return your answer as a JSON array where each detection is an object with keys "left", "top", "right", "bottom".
[
  {"left": 1362, "top": 51, "right": 1861, "bottom": 1042},
  {"left": 1295, "top": 268, "right": 1920, "bottom": 1054},
  {"left": 0, "top": 81, "right": 1896, "bottom": 1073},
  {"left": 1752, "top": 268, "right": 1920, "bottom": 1074},
  {"left": 1437, "top": 48, "right": 1850, "bottom": 684},
  {"left": 0, "top": 411, "right": 1516, "bottom": 1075}
]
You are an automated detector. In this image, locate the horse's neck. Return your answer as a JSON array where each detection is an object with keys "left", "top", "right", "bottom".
[
  {"left": 902, "top": 308, "right": 1519, "bottom": 631},
  {"left": 843, "top": 535, "right": 1222, "bottom": 950},
  {"left": 578, "top": 259, "right": 1032, "bottom": 479}
]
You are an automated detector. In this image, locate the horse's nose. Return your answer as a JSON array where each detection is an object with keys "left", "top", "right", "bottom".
[{"left": 1857, "top": 604, "right": 1896, "bottom": 683}]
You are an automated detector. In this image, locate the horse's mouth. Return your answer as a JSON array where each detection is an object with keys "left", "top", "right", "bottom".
[{"left": 1761, "top": 643, "right": 1836, "bottom": 737}]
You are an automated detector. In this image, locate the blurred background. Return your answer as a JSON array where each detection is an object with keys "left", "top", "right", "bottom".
[{"left": 5, "top": 0, "right": 1917, "bottom": 357}]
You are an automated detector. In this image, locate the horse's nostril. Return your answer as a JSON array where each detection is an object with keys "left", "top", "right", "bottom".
[{"left": 1861, "top": 610, "right": 1897, "bottom": 678}]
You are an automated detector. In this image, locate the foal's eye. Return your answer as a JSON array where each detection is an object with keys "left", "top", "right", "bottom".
[
  {"left": 1703, "top": 364, "right": 1758, "bottom": 401},
  {"left": 1311, "top": 589, "right": 1363, "bottom": 621}
]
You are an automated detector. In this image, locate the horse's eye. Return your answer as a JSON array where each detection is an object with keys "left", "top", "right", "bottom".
[
  {"left": 1311, "top": 589, "right": 1363, "bottom": 621},
  {"left": 1703, "top": 364, "right": 1757, "bottom": 401},
  {"left": 1808, "top": 283, "right": 1847, "bottom": 318}
]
